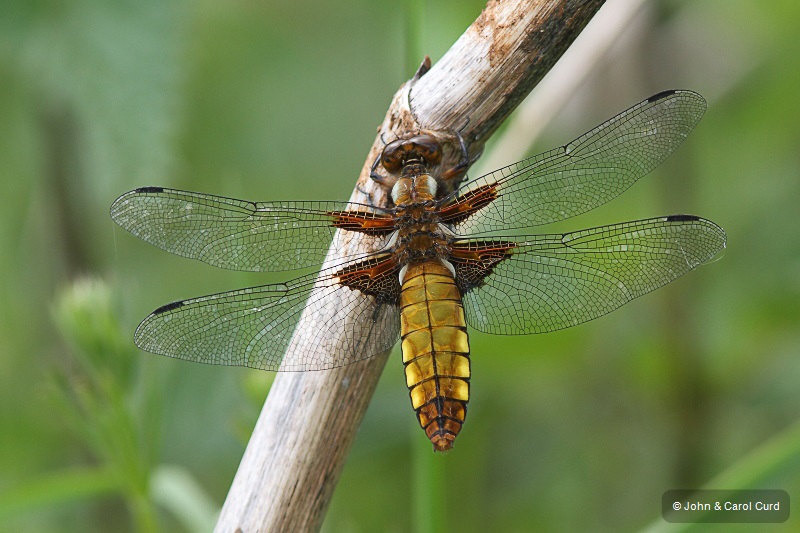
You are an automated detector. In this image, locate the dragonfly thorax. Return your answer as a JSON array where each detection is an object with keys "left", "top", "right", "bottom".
[{"left": 391, "top": 175, "right": 438, "bottom": 205}]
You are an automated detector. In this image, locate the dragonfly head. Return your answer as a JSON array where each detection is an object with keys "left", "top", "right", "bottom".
[{"left": 380, "top": 134, "right": 442, "bottom": 174}]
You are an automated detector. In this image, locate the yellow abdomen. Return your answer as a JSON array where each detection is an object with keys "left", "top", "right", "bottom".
[{"left": 400, "top": 260, "right": 470, "bottom": 451}]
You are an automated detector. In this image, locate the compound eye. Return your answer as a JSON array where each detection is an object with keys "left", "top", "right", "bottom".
[
  {"left": 381, "top": 139, "right": 405, "bottom": 172},
  {"left": 409, "top": 135, "right": 442, "bottom": 165}
]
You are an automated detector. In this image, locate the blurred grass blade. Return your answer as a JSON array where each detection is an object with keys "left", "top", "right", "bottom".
[
  {"left": 0, "top": 467, "right": 119, "bottom": 521},
  {"left": 151, "top": 465, "right": 219, "bottom": 533},
  {"left": 412, "top": 427, "right": 446, "bottom": 533},
  {"left": 641, "top": 418, "right": 800, "bottom": 533},
  {"left": 404, "top": 0, "right": 424, "bottom": 76}
]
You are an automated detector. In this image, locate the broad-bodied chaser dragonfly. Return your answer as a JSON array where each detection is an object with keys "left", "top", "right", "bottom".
[{"left": 111, "top": 90, "right": 726, "bottom": 451}]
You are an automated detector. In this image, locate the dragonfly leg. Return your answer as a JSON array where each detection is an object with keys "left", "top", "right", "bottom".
[
  {"left": 440, "top": 128, "right": 481, "bottom": 186},
  {"left": 369, "top": 152, "right": 397, "bottom": 189}
]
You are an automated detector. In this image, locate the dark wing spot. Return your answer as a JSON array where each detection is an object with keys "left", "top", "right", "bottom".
[
  {"left": 135, "top": 186, "right": 164, "bottom": 193},
  {"left": 647, "top": 89, "right": 678, "bottom": 103},
  {"left": 153, "top": 300, "right": 184, "bottom": 314},
  {"left": 665, "top": 214, "right": 699, "bottom": 222}
]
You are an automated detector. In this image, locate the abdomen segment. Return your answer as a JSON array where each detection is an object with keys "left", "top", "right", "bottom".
[{"left": 399, "top": 260, "right": 470, "bottom": 451}]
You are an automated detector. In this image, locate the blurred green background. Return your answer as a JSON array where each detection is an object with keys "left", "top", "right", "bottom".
[{"left": 1, "top": 0, "right": 799, "bottom": 531}]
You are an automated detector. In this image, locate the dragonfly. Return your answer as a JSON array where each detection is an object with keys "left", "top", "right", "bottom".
[{"left": 111, "top": 90, "right": 726, "bottom": 451}]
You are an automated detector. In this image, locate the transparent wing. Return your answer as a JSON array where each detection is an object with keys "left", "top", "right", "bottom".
[
  {"left": 133, "top": 264, "right": 401, "bottom": 372},
  {"left": 110, "top": 187, "right": 393, "bottom": 272},
  {"left": 452, "top": 90, "right": 707, "bottom": 235},
  {"left": 459, "top": 216, "right": 726, "bottom": 334}
]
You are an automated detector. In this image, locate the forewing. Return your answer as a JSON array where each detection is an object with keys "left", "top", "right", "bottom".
[
  {"left": 133, "top": 266, "right": 401, "bottom": 371},
  {"left": 451, "top": 91, "right": 707, "bottom": 235},
  {"left": 110, "top": 187, "right": 394, "bottom": 272},
  {"left": 459, "top": 216, "right": 726, "bottom": 334}
]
